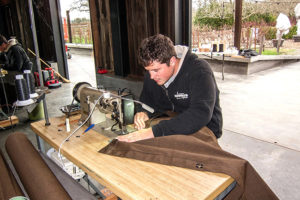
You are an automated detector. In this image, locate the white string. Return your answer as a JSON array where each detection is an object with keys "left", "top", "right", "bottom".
[
  {"left": 109, "top": 93, "right": 154, "bottom": 113},
  {"left": 58, "top": 94, "right": 103, "bottom": 168},
  {"left": 12, "top": 103, "right": 17, "bottom": 116},
  {"left": 109, "top": 93, "right": 141, "bottom": 104}
]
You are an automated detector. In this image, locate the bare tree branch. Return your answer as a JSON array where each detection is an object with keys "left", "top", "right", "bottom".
[{"left": 69, "top": 0, "right": 89, "bottom": 12}]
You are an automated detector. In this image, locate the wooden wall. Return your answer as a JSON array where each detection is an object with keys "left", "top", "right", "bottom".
[
  {"left": 0, "top": 0, "right": 57, "bottom": 65},
  {"left": 32, "top": 0, "right": 56, "bottom": 61},
  {"left": 16, "top": 0, "right": 33, "bottom": 53},
  {"left": 0, "top": 1, "right": 30, "bottom": 50},
  {"left": 125, "top": 0, "right": 176, "bottom": 77},
  {"left": 90, "top": 0, "right": 189, "bottom": 78},
  {"left": 89, "top": 0, "right": 114, "bottom": 71}
]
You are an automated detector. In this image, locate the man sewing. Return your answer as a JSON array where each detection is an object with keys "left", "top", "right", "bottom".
[{"left": 118, "top": 34, "right": 222, "bottom": 142}]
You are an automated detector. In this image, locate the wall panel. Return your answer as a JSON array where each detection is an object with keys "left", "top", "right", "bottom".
[{"left": 90, "top": 0, "right": 189, "bottom": 77}]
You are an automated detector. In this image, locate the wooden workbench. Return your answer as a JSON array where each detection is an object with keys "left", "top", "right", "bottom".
[
  {"left": 31, "top": 115, "right": 235, "bottom": 200},
  {"left": 0, "top": 115, "right": 18, "bottom": 128}
]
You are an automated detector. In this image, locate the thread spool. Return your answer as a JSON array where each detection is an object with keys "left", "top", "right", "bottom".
[
  {"left": 23, "top": 70, "right": 38, "bottom": 98},
  {"left": 15, "top": 74, "right": 34, "bottom": 106}
]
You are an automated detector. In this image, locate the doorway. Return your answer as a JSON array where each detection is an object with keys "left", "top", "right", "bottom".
[{"left": 60, "top": 0, "right": 96, "bottom": 86}]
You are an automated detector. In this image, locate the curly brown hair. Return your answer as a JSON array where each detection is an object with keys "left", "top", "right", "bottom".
[{"left": 138, "top": 34, "right": 177, "bottom": 67}]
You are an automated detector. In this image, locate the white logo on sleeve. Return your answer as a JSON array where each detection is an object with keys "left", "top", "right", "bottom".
[{"left": 174, "top": 92, "right": 188, "bottom": 100}]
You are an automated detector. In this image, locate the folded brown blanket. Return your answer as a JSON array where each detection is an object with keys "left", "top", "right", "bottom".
[
  {"left": 0, "top": 150, "right": 24, "bottom": 199},
  {"left": 99, "top": 127, "right": 278, "bottom": 200},
  {"left": 6, "top": 132, "right": 72, "bottom": 200}
]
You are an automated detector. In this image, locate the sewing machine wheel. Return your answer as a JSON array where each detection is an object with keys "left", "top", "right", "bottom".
[{"left": 72, "top": 82, "right": 92, "bottom": 103}]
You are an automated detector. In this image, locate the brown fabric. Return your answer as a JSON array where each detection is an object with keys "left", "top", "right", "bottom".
[
  {"left": 0, "top": 150, "right": 24, "bottom": 199},
  {"left": 100, "top": 127, "right": 279, "bottom": 200},
  {"left": 5, "top": 132, "right": 71, "bottom": 200}
]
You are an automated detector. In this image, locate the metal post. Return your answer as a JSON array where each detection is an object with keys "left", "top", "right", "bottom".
[
  {"left": 66, "top": 10, "right": 72, "bottom": 43},
  {"left": 234, "top": 0, "right": 242, "bottom": 50},
  {"left": 222, "top": 54, "right": 225, "bottom": 80},
  {"left": 82, "top": 175, "right": 106, "bottom": 199},
  {"left": 174, "top": 0, "right": 182, "bottom": 45},
  {"left": 28, "top": 0, "right": 50, "bottom": 126},
  {"left": 36, "top": 134, "right": 45, "bottom": 153},
  {"left": 49, "top": 0, "right": 69, "bottom": 79},
  {"left": 0, "top": 75, "right": 10, "bottom": 114}
]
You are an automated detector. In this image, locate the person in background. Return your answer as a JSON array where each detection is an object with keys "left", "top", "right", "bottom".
[
  {"left": 117, "top": 34, "right": 223, "bottom": 142},
  {"left": 0, "top": 34, "right": 33, "bottom": 109},
  {"left": 0, "top": 34, "right": 32, "bottom": 72}
]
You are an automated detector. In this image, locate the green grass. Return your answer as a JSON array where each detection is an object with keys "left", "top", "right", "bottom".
[
  {"left": 71, "top": 36, "right": 93, "bottom": 44},
  {"left": 259, "top": 48, "right": 296, "bottom": 55}
]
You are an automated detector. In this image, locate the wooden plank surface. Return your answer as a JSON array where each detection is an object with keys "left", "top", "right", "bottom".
[
  {"left": 0, "top": 115, "right": 18, "bottom": 128},
  {"left": 31, "top": 115, "right": 234, "bottom": 200}
]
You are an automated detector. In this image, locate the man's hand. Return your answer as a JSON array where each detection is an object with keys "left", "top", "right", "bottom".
[
  {"left": 117, "top": 128, "right": 154, "bottom": 142},
  {"left": 134, "top": 112, "right": 149, "bottom": 130}
]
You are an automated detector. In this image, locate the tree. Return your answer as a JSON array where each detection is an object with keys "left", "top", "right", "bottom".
[
  {"left": 69, "top": 0, "right": 89, "bottom": 12},
  {"left": 193, "top": 0, "right": 234, "bottom": 30},
  {"left": 193, "top": 0, "right": 298, "bottom": 30},
  {"left": 71, "top": 17, "right": 90, "bottom": 24}
]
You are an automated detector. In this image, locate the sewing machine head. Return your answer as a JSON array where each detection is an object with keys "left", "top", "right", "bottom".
[{"left": 79, "top": 86, "right": 135, "bottom": 135}]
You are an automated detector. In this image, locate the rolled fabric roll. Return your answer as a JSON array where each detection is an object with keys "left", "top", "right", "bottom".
[
  {"left": 5, "top": 132, "right": 71, "bottom": 200},
  {"left": 0, "top": 150, "right": 24, "bottom": 199}
]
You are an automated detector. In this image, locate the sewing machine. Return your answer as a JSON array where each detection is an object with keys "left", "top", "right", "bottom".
[{"left": 78, "top": 86, "right": 135, "bottom": 136}]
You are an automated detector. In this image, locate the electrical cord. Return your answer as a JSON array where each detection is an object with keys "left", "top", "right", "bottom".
[
  {"left": 0, "top": 77, "right": 10, "bottom": 114},
  {"left": 58, "top": 94, "right": 103, "bottom": 168},
  {"left": 108, "top": 93, "right": 154, "bottom": 113}
]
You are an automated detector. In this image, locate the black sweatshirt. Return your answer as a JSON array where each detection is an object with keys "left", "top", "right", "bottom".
[
  {"left": 1, "top": 39, "right": 32, "bottom": 71},
  {"left": 138, "top": 49, "right": 223, "bottom": 138}
]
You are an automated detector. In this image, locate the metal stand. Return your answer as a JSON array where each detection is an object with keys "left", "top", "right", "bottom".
[
  {"left": 82, "top": 174, "right": 106, "bottom": 199},
  {"left": 34, "top": 92, "right": 50, "bottom": 152},
  {"left": 222, "top": 54, "right": 225, "bottom": 80},
  {"left": 36, "top": 134, "right": 45, "bottom": 153},
  {"left": 42, "top": 99, "right": 50, "bottom": 126},
  {"left": 0, "top": 108, "right": 8, "bottom": 121},
  {"left": 0, "top": 70, "right": 10, "bottom": 114},
  {"left": 28, "top": 0, "right": 50, "bottom": 127},
  {"left": 200, "top": 52, "right": 226, "bottom": 80}
]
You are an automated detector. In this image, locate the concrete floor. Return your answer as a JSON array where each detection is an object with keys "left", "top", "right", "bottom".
[
  {"left": 1, "top": 51, "right": 300, "bottom": 199},
  {"left": 217, "top": 62, "right": 300, "bottom": 199}
]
